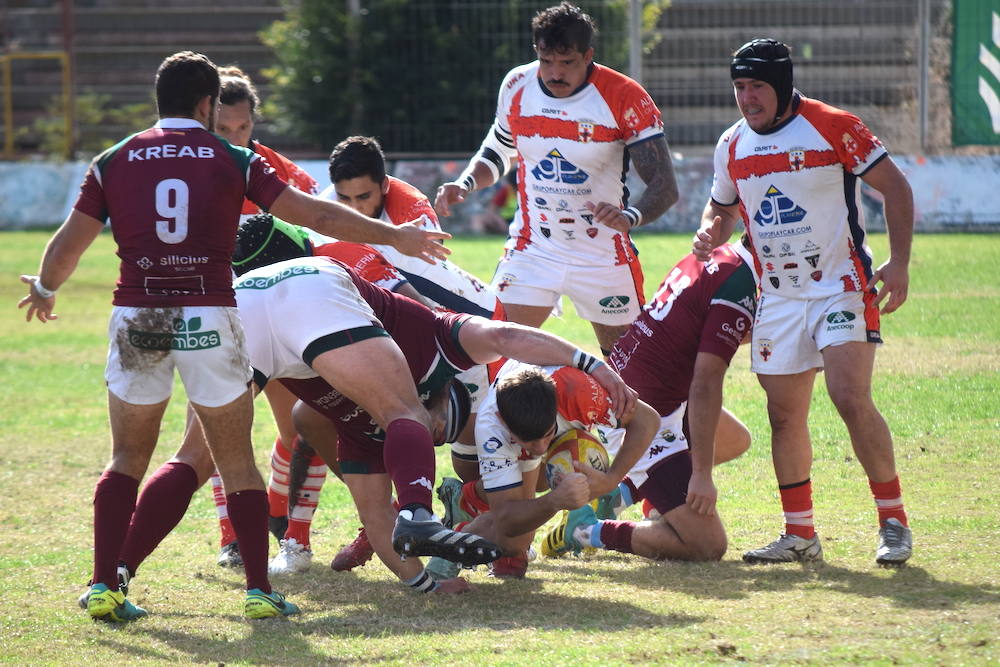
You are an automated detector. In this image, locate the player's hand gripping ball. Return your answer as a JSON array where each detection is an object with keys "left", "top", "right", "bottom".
[{"left": 543, "top": 429, "right": 610, "bottom": 489}]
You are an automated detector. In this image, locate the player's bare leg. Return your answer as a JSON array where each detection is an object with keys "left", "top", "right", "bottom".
[
  {"left": 629, "top": 507, "right": 728, "bottom": 561},
  {"left": 591, "top": 321, "right": 630, "bottom": 357},
  {"left": 714, "top": 407, "right": 751, "bottom": 464},
  {"left": 498, "top": 302, "right": 552, "bottom": 329},
  {"left": 822, "top": 342, "right": 897, "bottom": 480},
  {"left": 757, "top": 371, "right": 816, "bottom": 485},
  {"left": 311, "top": 338, "right": 501, "bottom": 565},
  {"left": 745, "top": 371, "right": 823, "bottom": 563},
  {"left": 823, "top": 341, "right": 911, "bottom": 565}
]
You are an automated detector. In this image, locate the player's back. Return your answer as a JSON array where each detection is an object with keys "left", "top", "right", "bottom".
[
  {"left": 83, "top": 122, "right": 283, "bottom": 307},
  {"left": 611, "top": 243, "right": 757, "bottom": 414}
]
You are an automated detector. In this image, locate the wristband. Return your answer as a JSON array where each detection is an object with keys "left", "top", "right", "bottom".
[
  {"left": 31, "top": 277, "right": 56, "bottom": 299},
  {"left": 622, "top": 206, "right": 643, "bottom": 229},
  {"left": 572, "top": 348, "right": 605, "bottom": 374},
  {"left": 404, "top": 568, "right": 439, "bottom": 593},
  {"left": 459, "top": 172, "right": 477, "bottom": 193}
]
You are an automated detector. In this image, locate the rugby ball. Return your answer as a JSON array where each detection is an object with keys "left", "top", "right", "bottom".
[{"left": 543, "top": 429, "right": 610, "bottom": 489}]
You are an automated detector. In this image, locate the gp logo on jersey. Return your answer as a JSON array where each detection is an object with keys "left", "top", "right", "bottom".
[
  {"left": 531, "top": 148, "right": 589, "bottom": 184},
  {"left": 754, "top": 185, "right": 807, "bottom": 226}
]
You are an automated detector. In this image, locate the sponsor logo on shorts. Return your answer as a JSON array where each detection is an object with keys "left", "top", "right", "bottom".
[
  {"left": 137, "top": 257, "right": 153, "bottom": 270},
  {"left": 599, "top": 295, "right": 630, "bottom": 314},
  {"left": 660, "top": 429, "right": 677, "bottom": 442},
  {"left": 826, "top": 310, "right": 856, "bottom": 331},
  {"left": 235, "top": 264, "right": 319, "bottom": 289},
  {"left": 758, "top": 338, "right": 773, "bottom": 361},
  {"left": 531, "top": 148, "right": 589, "bottom": 185},
  {"left": 127, "top": 316, "right": 220, "bottom": 351},
  {"left": 496, "top": 273, "right": 515, "bottom": 292}
]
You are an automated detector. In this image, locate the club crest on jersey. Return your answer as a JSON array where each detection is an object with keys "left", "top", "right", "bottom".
[
  {"left": 758, "top": 338, "right": 773, "bottom": 361},
  {"left": 578, "top": 121, "right": 594, "bottom": 143},
  {"left": 788, "top": 149, "right": 806, "bottom": 171},
  {"left": 753, "top": 185, "right": 807, "bottom": 227},
  {"left": 531, "top": 148, "right": 589, "bottom": 184}
]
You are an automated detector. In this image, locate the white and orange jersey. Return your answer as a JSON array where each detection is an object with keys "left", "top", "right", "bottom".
[
  {"left": 476, "top": 360, "right": 618, "bottom": 492},
  {"left": 486, "top": 61, "right": 663, "bottom": 266},
  {"left": 239, "top": 141, "right": 317, "bottom": 221},
  {"left": 319, "top": 175, "right": 501, "bottom": 319},
  {"left": 711, "top": 94, "right": 887, "bottom": 299},
  {"left": 312, "top": 241, "right": 405, "bottom": 293}
]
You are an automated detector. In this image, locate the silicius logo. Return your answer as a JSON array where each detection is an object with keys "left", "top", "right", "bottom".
[
  {"left": 128, "top": 316, "right": 221, "bottom": 351},
  {"left": 599, "top": 295, "right": 630, "bottom": 315}
]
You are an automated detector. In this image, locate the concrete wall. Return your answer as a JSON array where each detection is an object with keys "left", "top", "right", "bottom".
[{"left": 2, "top": 155, "right": 998, "bottom": 232}]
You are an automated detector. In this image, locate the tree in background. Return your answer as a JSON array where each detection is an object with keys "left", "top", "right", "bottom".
[{"left": 260, "top": 1, "right": 666, "bottom": 154}]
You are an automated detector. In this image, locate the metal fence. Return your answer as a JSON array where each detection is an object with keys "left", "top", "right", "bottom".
[{"left": 643, "top": 0, "right": 952, "bottom": 154}]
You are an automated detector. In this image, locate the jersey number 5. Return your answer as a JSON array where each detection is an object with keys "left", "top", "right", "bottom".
[
  {"left": 647, "top": 266, "right": 691, "bottom": 321},
  {"left": 155, "top": 178, "right": 189, "bottom": 244}
]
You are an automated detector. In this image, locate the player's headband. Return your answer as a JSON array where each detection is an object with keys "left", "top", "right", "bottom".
[
  {"left": 232, "top": 214, "right": 313, "bottom": 276},
  {"left": 731, "top": 38, "right": 794, "bottom": 119}
]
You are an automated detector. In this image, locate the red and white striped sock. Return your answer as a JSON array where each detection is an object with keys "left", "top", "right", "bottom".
[
  {"left": 210, "top": 471, "right": 237, "bottom": 547},
  {"left": 284, "top": 452, "right": 328, "bottom": 548},
  {"left": 267, "top": 437, "right": 292, "bottom": 519},
  {"left": 869, "top": 475, "right": 908, "bottom": 526},
  {"left": 460, "top": 480, "right": 490, "bottom": 517},
  {"left": 779, "top": 479, "right": 816, "bottom": 539}
]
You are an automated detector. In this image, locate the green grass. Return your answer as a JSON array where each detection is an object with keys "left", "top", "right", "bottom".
[{"left": 1, "top": 231, "right": 998, "bottom": 665}]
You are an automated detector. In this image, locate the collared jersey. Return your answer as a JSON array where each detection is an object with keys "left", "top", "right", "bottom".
[
  {"left": 318, "top": 176, "right": 502, "bottom": 319},
  {"left": 74, "top": 118, "right": 288, "bottom": 307},
  {"left": 491, "top": 62, "right": 663, "bottom": 266},
  {"left": 609, "top": 243, "right": 758, "bottom": 416},
  {"left": 710, "top": 95, "right": 887, "bottom": 298}
]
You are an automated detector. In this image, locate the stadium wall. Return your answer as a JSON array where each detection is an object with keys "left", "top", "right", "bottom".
[{"left": 1, "top": 156, "right": 998, "bottom": 232}]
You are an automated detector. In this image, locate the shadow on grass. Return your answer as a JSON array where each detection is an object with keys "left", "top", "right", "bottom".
[
  {"left": 90, "top": 567, "right": 706, "bottom": 664},
  {"left": 532, "top": 554, "right": 1000, "bottom": 610}
]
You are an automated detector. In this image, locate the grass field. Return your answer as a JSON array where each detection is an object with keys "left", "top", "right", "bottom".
[{"left": 1, "top": 230, "right": 998, "bottom": 665}]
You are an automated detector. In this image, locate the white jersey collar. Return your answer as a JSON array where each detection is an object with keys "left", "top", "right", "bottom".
[{"left": 155, "top": 117, "right": 207, "bottom": 130}]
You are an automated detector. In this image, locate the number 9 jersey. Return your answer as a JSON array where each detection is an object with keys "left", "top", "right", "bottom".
[{"left": 73, "top": 118, "right": 289, "bottom": 307}]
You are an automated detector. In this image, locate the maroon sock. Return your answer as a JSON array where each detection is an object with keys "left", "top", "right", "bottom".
[
  {"left": 118, "top": 461, "right": 199, "bottom": 574},
  {"left": 226, "top": 489, "right": 271, "bottom": 593},
  {"left": 600, "top": 520, "right": 637, "bottom": 554},
  {"left": 92, "top": 470, "right": 139, "bottom": 589},
  {"left": 383, "top": 418, "right": 435, "bottom": 510}
]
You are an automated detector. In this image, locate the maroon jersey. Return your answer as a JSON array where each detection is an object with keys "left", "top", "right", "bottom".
[
  {"left": 73, "top": 118, "right": 288, "bottom": 307},
  {"left": 280, "top": 263, "right": 477, "bottom": 446},
  {"left": 609, "top": 243, "right": 758, "bottom": 416}
]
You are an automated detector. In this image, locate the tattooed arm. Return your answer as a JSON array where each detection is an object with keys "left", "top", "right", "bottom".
[{"left": 586, "top": 135, "right": 680, "bottom": 235}]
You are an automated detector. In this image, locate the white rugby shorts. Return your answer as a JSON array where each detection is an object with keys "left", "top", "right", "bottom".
[
  {"left": 597, "top": 402, "right": 689, "bottom": 488},
  {"left": 105, "top": 305, "right": 251, "bottom": 407},
  {"left": 751, "top": 291, "right": 882, "bottom": 375},
  {"left": 490, "top": 248, "right": 643, "bottom": 326}
]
